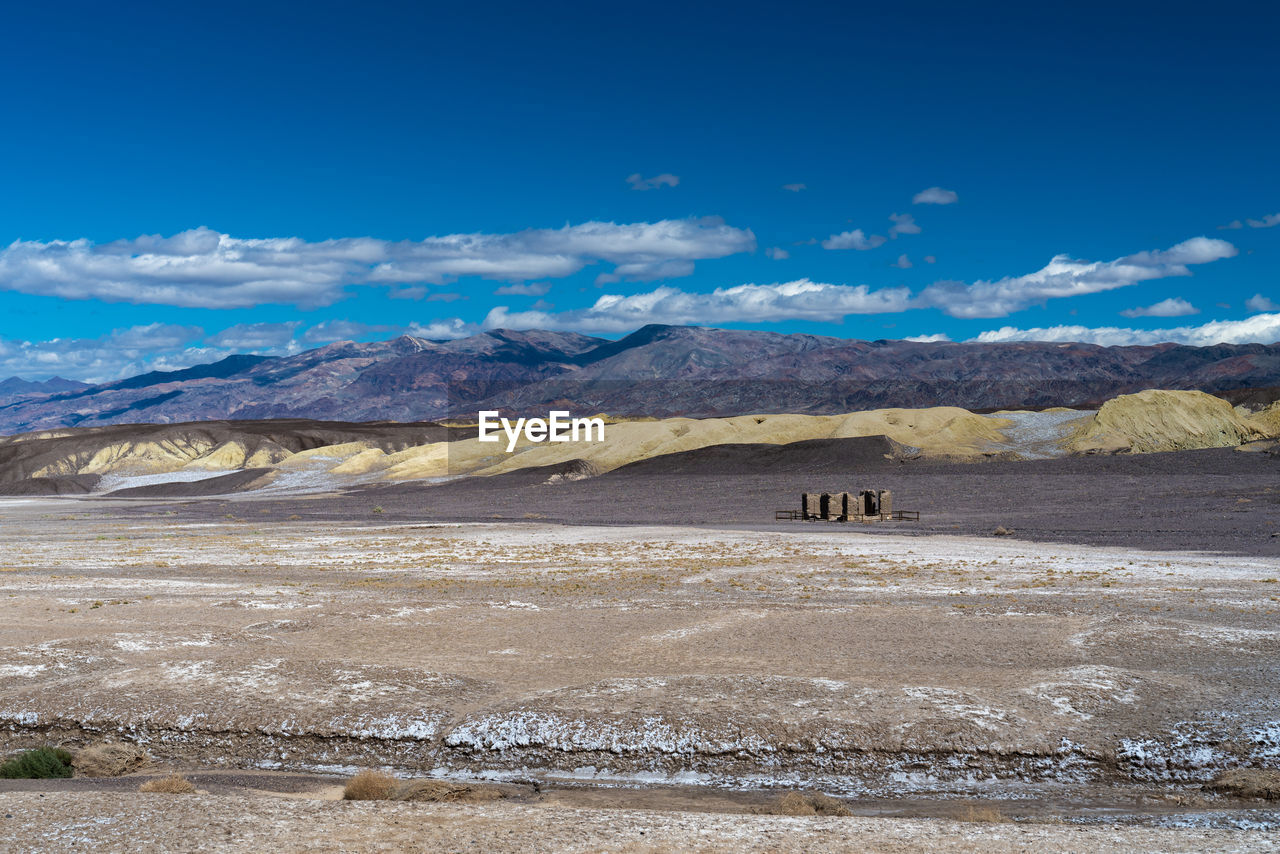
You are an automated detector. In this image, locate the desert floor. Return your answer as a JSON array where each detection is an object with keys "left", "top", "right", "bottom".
[
  {"left": 237, "top": 446, "right": 1280, "bottom": 556},
  {"left": 2, "top": 451, "right": 1279, "bottom": 850}
]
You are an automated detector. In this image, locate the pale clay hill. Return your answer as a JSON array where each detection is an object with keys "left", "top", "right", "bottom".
[
  {"left": 0, "top": 389, "right": 1275, "bottom": 496},
  {"left": 1071, "top": 388, "right": 1268, "bottom": 454}
]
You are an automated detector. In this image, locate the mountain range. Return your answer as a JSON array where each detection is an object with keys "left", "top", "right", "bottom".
[
  {"left": 0, "top": 375, "right": 88, "bottom": 401},
  {"left": 1, "top": 325, "right": 1279, "bottom": 434}
]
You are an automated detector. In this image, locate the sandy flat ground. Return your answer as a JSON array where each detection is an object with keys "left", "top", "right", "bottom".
[
  {"left": 1, "top": 496, "right": 1279, "bottom": 849},
  {"left": 3, "top": 792, "right": 1279, "bottom": 854}
]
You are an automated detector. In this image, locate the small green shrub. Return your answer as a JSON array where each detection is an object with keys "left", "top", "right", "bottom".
[{"left": 0, "top": 746, "right": 74, "bottom": 779}]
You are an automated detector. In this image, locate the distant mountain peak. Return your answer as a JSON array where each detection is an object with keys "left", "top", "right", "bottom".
[
  {"left": 0, "top": 327, "right": 1278, "bottom": 433},
  {"left": 0, "top": 375, "right": 91, "bottom": 396},
  {"left": 389, "top": 334, "right": 433, "bottom": 353}
]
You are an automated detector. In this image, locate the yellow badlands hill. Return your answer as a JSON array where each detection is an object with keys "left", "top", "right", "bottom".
[
  {"left": 1245, "top": 401, "right": 1280, "bottom": 438},
  {"left": 319, "top": 406, "right": 1011, "bottom": 481},
  {"left": 356, "top": 393, "right": 1279, "bottom": 480},
  {"left": 7, "top": 390, "right": 1278, "bottom": 490},
  {"left": 1067, "top": 389, "right": 1266, "bottom": 455},
  {"left": 30, "top": 436, "right": 292, "bottom": 479}
]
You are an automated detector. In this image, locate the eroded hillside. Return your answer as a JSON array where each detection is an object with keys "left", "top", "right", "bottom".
[{"left": 0, "top": 390, "right": 1274, "bottom": 498}]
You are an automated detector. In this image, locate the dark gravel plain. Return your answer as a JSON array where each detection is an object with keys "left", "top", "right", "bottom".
[{"left": 135, "top": 442, "right": 1280, "bottom": 558}]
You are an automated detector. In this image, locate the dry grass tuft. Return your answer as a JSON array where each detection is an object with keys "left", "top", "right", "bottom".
[
  {"left": 393, "top": 779, "right": 507, "bottom": 803},
  {"left": 754, "top": 791, "right": 852, "bottom": 817},
  {"left": 343, "top": 769, "right": 398, "bottom": 801},
  {"left": 807, "top": 792, "right": 853, "bottom": 816},
  {"left": 992, "top": 526, "right": 1014, "bottom": 537},
  {"left": 74, "top": 742, "right": 150, "bottom": 777},
  {"left": 958, "top": 804, "right": 1012, "bottom": 823},
  {"left": 138, "top": 774, "right": 196, "bottom": 794}
]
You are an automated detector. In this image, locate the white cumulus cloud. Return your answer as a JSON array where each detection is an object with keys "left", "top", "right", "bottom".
[
  {"left": 916, "top": 237, "right": 1237, "bottom": 319},
  {"left": 470, "top": 236, "right": 1238, "bottom": 334},
  {"left": 972, "top": 313, "right": 1280, "bottom": 347},
  {"left": 0, "top": 219, "right": 754, "bottom": 309},
  {"left": 765, "top": 247, "right": 790, "bottom": 260},
  {"left": 484, "top": 279, "right": 913, "bottom": 334},
  {"left": 1246, "top": 294, "right": 1279, "bottom": 312}
]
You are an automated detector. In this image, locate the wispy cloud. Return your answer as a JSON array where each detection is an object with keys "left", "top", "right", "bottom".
[
  {"left": 912, "top": 187, "right": 958, "bottom": 205},
  {"left": 822, "top": 229, "right": 887, "bottom": 251},
  {"left": 388, "top": 286, "right": 429, "bottom": 300},
  {"left": 594, "top": 259, "right": 696, "bottom": 286},
  {"left": 972, "top": 313, "right": 1280, "bottom": 347},
  {"left": 781, "top": 183, "right": 807, "bottom": 192},
  {"left": 103, "top": 323, "right": 205, "bottom": 351},
  {"left": 0, "top": 220, "right": 754, "bottom": 308},
  {"left": 205, "top": 321, "right": 302, "bottom": 349},
  {"left": 764, "top": 247, "right": 790, "bottom": 260},
  {"left": 626, "top": 172, "right": 680, "bottom": 191},
  {"left": 916, "top": 237, "right": 1236, "bottom": 319},
  {"left": 891, "top": 254, "right": 912, "bottom": 269},
  {"left": 888, "top": 213, "right": 920, "bottom": 238},
  {"left": 823, "top": 212, "right": 920, "bottom": 251},
  {"left": 494, "top": 282, "right": 550, "bottom": 296},
  {"left": 1219, "top": 212, "right": 1280, "bottom": 230},
  {"left": 1247, "top": 293, "right": 1280, "bottom": 312},
  {"left": 484, "top": 279, "right": 912, "bottom": 334},
  {"left": 1119, "top": 297, "right": 1198, "bottom": 318}
]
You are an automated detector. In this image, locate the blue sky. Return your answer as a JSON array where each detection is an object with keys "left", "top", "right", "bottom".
[{"left": 1, "top": 0, "right": 1277, "bottom": 381}]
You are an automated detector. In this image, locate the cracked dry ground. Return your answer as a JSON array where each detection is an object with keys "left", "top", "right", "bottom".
[{"left": 1, "top": 498, "right": 1279, "bottom": 850}]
